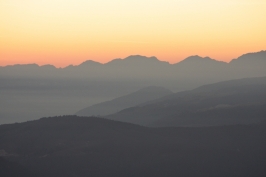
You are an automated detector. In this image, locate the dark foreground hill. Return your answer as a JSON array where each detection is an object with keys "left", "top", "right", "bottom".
[
  {"left": 107, "top": 77, "right": 266, "bottom": 127},
  {"left": 0, "top": 116, "right": 265, "bottom": 177},
  {"left": 0, "top": 157, "right": 34, "bottom": 177},
  {"left": 76, "top": 86, "right": 172, "bottom": 116}
]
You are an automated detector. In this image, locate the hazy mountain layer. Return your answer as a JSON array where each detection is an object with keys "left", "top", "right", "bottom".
[
  {"left": 76, "top": 86, "right": 172, "bottom": 117},
  {"left": 1, "top": 51, "right": 266, "bottom": 88},
  {"left": 107, "top": 77, "right": 266, "bottom": 127},
  {"left": 0, "top": 51, "right": 265, "bottom": 124},
  {"left": 0, "top": 116, "right": 265, "bottom": 177}
]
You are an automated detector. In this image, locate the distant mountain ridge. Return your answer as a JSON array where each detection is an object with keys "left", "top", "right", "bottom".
[
  {"left": 230, "top": 50, "right": 266, "bottom": 64},
  {"left": 1, "top": 51, "right": 265, "bottom": 82},
  {"left": 1, "top": 50, "right": 265, "bottom": 89},
  {"left": 1, "top": 50, "right": 265, "bottom": 68},
  {"left": 176, "top": 55, "right": 226, "bottom": 64}
]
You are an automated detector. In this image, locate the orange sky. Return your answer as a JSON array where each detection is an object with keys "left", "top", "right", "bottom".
[{"left": 1, "top": 0, "right": 266, "bottom": 67}]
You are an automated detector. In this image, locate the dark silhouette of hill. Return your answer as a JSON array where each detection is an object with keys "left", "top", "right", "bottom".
[
  {"left": 107, "top": 77, "right": 266, "bottom": 127},
  {"left": 0, "top": 115, "right": 265, "bottom": 177},
  {"left": 76, "top": 86, "right": 172, "bottom": 117},
  {"left": 0, "top": 157, "right": 34, "bottom": 177},
  {"left": 0, "top": 51, "right": 265, "bottom": 124}
]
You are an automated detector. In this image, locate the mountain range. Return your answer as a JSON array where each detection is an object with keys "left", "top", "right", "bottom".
[
  {"left": 1, "top": 51, "right": 266, "bottom": 85},
  {"left": 0, "top": 50, "right": 265, "bottom": 124}
]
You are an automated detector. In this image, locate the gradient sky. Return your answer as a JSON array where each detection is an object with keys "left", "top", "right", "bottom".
[{"left": 1, "top": 0, "right": 266, "bottom": 67}]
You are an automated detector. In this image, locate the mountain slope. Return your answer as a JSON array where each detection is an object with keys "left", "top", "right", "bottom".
[
  {"left": 229, "top": 50, "right": 266, "bottom": 79},
  {"left": 0, "top": 116, "right": 265, "bottom": 177},
  {"left": 76, "top": 86, "right": 172, "bottom": 116},
  {"left": 106, "top": 77, "right": 266, "bottom": 127}
]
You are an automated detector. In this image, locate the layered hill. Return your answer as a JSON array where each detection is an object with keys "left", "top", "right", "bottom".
[
  {"left": 0, "top": 115, "right": 265, "bottom": 177},
  {"left": 76, "top": 86, "right": 172, "bottom": 117},
  {"left": 1, "top": 51, "right": 266, "bottom": 124},
  {"left": 107, "top": 77, "right": 266, "bottom": 127}
]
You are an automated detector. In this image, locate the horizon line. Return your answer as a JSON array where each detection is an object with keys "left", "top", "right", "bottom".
[{"left": 1, "top": 50, "right": 265, "bottom": 69}]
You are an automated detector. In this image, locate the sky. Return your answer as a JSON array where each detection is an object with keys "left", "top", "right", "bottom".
[{"left": 1, "top": 0, "right": 266, "bottom": 67}]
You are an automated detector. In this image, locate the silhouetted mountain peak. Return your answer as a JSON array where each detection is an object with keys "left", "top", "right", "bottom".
[
  {"left": 178, "top": 55, "right": 223, "bottom": 64},
  {"left": 175, "top": 56, "right": 226, "bottom": 70},
  {"left": 230, "top": 50, "right": 266, "bottom": 64},
  {"left": 185, "top": 55, "right": 204, "bottom": 60},
  {"left": 65, "top": 64, "right": 74, "bottom": 69},
  {"left": 125, "top": 55, "right": 158, "bottom": 61},
  {"left": 79, "top": 60, "right": 102, "bottom": 66},
  {"left": 4, "top": 63, "right": 57, "bottom": 69},
  {"left": 41, "top": 64, "right": 56, "bottom": 69},
  {"left": 12, "top": 63, "right": 39, "bottom": 68},
  {"left": 106, "top": 55, "right": 168, "bottom": 66}
]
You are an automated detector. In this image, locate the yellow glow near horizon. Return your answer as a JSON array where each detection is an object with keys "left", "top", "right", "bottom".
[{"left": 1, "top": 0, "right": 266, "bottom": 67}]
